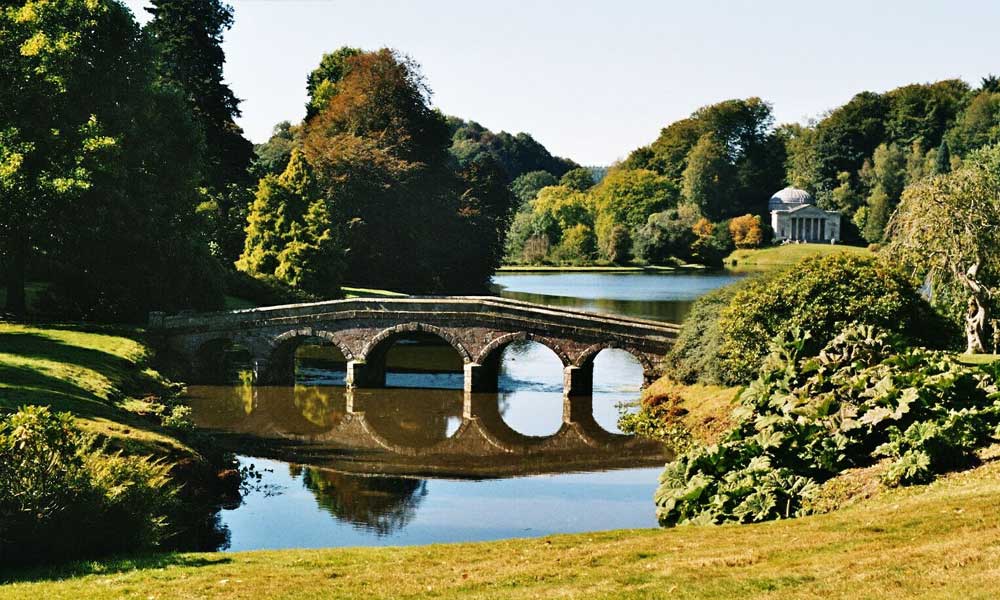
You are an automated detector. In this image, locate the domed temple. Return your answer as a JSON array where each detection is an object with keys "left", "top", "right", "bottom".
[{"left": 768, "top": 186, "right": 841, "bottom": 243}]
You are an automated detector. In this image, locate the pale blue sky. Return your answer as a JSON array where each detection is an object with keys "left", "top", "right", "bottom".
[{"left": 123, "top": 0, "right": 1000, "bottom": 165}]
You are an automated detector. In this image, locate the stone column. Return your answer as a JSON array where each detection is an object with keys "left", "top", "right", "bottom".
[
  {"left": 464, "top": 362, "right": 499, "bottom": 393},
  {"left": 346, "top": 359, "right": 385, "bottom": 388},
  {"left": 563, "top": 364, "right": 593, "bottom": 397}
]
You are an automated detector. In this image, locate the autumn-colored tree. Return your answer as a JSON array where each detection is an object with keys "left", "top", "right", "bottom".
[{"left": 728, "top": 214, "right": 764, "bottom": 249}]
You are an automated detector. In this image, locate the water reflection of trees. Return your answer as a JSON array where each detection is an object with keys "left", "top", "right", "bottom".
[{"left": 292, "top": 466, "right": 427, "bottom": 536}]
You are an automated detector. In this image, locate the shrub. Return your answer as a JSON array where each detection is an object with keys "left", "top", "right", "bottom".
[
  {"left": 668, "top": 253, "right": 954, "bottom": 386},
  {"left": 0, "top": 407, "right": 178, "bottom": 565},
  {"left": 655, "top": 325, "right": 1000, "bottom": 527},
  {"left": 633, "top": 209, "right": 697, "bottom": 265},
  {"left": 600, "top": 225, "right": 631, "bottom": 264},
  {"left": 664, "top": 279, "right": 759, "bottom": 384},
  {"left": 617, "top": 392, "right": 693, "bottom": 453}
]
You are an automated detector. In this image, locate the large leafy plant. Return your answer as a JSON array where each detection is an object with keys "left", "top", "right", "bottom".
[{"left": 655, "top": 325, "right": 1000, "bottom": 526}]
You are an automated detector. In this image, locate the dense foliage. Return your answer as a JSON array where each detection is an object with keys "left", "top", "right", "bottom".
[
  {"left": 667, "top": 254, "right": 951, "bottom": 386},
  {"left": 447, "top": 117, "right": 577, "bottom": 181},
  {"left": 0, "top": 407, "right": 178, "bottom": 565},
  {"left": 655, "top": 325, "right": 1000, "bottom": 526},
  {"left": 239, "top": 48, "right": 517, "bottom": 293},
  {"left": 0, "top": 0, "right": 225, "bottom": 320},
  {"left": 146, "top": 0, "right": 255, "bottom": 264}
]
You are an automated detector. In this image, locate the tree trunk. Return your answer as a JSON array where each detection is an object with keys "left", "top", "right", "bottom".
[
  {"left": 959, "top": 262, "right": 991, "bottom": 354},
  {"left": 966, "top": 293, "right": 988, "bottom": 354}
]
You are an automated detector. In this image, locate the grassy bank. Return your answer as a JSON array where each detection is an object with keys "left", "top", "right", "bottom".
[
  {"left": 641, "top": 377, "right": 740, "bottom": 445},
  {"left": 725, "top": 243, "right": 871, "bottom": 272},
  {"left": 3, "top": 446, "right": 999, "bottom": 599},
  {"left": 0, "top": 322, "right": 197, "bottom": 459}
]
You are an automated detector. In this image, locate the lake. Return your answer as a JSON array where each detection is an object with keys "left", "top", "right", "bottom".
[{"left": 186, "top": 270, "right": 739, "bottom": 551}]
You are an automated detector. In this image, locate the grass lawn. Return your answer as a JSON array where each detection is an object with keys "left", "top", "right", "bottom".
[
  {"left": 0, "top": 322, "right": 195, "bottom": 458},
  {"left": 726, "top": 243, "right": 871, "bottom": 273},
  {"left": 959, "top": 353, "right": 1000, "bottom": 365},
  {"left": 341, "top": 286, "right": 407, "bottom": 298},
  {"left": 3, "top": 447, "right": 999, "bottom": 599}
]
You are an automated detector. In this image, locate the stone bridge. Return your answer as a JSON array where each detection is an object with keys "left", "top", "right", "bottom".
[{"left": 150, "top": 296, "right": 679, "bottom": 396}]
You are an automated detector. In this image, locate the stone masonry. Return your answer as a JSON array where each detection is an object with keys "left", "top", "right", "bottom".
[{"left": 149, "top": 296, "right": 679, "bottom": 396}]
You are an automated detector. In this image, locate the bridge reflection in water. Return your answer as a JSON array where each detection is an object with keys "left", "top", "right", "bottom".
[{"left": 186, "top": 385, "right": 670, "bottom": 479}]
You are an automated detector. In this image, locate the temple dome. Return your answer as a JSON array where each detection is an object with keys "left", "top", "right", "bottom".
[{"left": 769, "top": 187, "right": 813, "bottom": 211}]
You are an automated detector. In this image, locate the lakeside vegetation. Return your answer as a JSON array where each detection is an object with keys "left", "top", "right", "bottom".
[
  {"left": 3, "top": 449, "right": 999, "bottom": 598},
  {"left": 0, "top": 323, "right": 235, "bottom": 564}
]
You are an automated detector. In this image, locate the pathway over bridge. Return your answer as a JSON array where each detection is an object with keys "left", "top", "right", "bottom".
[{"left": 150, "top": 296, "right": 679, "bottom": 396}]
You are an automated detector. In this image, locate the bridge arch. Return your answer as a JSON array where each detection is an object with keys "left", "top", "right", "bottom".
[
  {"left": 350, "top": 322, "right": 471, "bottom": 390},
  {"left": 190, "top": 336, "right": 252, "bottom": 384},
  {"left": 263, "top": 328, "right": 353, "bottom": 385},
  {"left": 361, "top": 322, "right": 472, "bottom": 364},
  {"left": 466, "top": 332, "right": 572, "bottom": 394}
]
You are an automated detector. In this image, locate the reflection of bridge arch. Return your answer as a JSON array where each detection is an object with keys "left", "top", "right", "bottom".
[{"left": 187, "top": 385, "right": 670, "bottom": 478}]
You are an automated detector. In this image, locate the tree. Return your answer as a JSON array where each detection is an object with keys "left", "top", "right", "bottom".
[
  {"left": 510, "top": 170, "right": 557, "bottom": 207},
  {"left": 451, "top": 155, "right": 518, "bottom": 290},
  {"left": 935, "top": 140, "right": 952, "bottom": 174},
  {"left": 861, "top": 143, "right": 907, "bottom": 242},
  {"left": 728, "top": 214, "right": 764, "bottom": 249},
  {"left": 592, "top": 168, "right": 677, "bottom": 253},
  {"left": 553, "top": 224, "right": 597, "bottom": 264},
  {"left": 885, "top": 145, "right": 1000, "bottom": 353},
  {"left": 0, "top": 0, "right": 114, "bottom": 313},
  {"left": 146, "top": 0, "right": 253, "bottom": 193},
  {"left": 2, "top": 0, "right": 220, "bottom": 319},
  {"left": 681, "top": 134, "right": 735, "bottom": 221},
  {"left": 305, "top": 47, "right": 361, "bottom": 119},
  {"left": 946, "top": 91, "right": 1000, "bottom": 156},
  {"left": 238, "top": 149, "right": 343, "bottom": 296},
  {"left": 633, "top": 209, "right": 698, "bottom": 265},
  {"left": 600, "top": 226, "right": 631, "bottom": 264},
  {"left": 559, "top": 167, "right": 595, "bottom": 191},
  {"left": 253, "top": 121, "right": 298, "bottom": 177},
  {"left": 446, "top": 117, "right": 577, "bottom": 181}
]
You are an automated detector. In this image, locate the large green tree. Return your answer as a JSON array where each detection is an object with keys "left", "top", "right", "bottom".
[
  {"left": 1, "top": 0, "right": 221, "bottom": 320},
  {"left": 145, "top": 0, "right": 254, "bottom": 263}
]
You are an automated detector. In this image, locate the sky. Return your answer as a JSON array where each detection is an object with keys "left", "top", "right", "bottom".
[{"left": 123, "top": 0, "right": 1000, "bottom": 166}]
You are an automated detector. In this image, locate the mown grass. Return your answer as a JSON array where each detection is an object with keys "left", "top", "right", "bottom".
[
  {"left": 725, "top": 243, "right": 871, "bottom": 272},
  {"left": 0, "top": 322, "right": 195, "bottom": 458},
  {"left": 3, "top": 451, "right": 999, "bottom": 599}
]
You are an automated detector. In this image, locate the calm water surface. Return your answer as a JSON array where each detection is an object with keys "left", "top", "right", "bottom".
[{"left": 188, "top": 271, "right": 737, "bottom": 551}]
